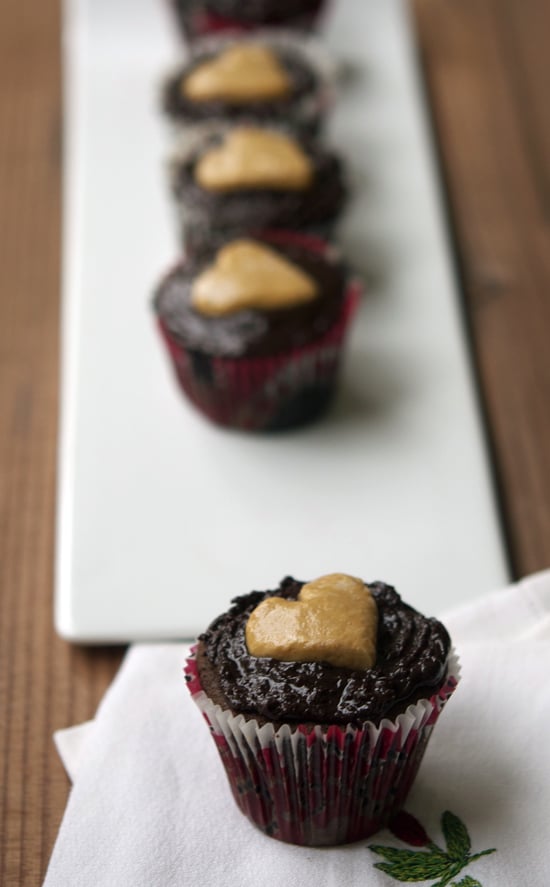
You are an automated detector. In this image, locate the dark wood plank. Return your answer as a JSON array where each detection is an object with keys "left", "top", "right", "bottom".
[
  {"left": 0, "top": 3, "right": 124, "bottom": 884},
  {"left": 413, "top": 0, "right": 550, "bottom": 575}
]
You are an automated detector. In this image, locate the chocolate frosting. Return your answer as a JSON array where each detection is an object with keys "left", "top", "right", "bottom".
[
  {"left": 153, "top": 237, "right": 347, "bottom": 358},
  {"left": 164, "top": 48, "right": 317, "bottom": 127},
  {"left": 197, "top": 577, "right": 451, "bottom": 726}
]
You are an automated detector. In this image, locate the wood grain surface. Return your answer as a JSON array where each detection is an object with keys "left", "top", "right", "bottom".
[
  {"left": 1, "top": 0, "right": 549, "bottom": 883},
  {"left": 0, "top": 4, "right": 123, "bottom": 883},
  {"left": 413, "top": 0, "right": 550, "bottom": 576}
]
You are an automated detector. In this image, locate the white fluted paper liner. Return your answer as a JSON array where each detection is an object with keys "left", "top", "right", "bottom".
[{"left": 184, "top": 648, "right": 460, "bottom": 846}]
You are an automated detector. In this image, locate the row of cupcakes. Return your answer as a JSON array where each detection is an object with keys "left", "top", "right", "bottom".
[
  {"left": 155, "top": 8, "right": 461, "bottom": 851},
  {"left": 153, "top": 15, "right": 357, "bottom": 430}
]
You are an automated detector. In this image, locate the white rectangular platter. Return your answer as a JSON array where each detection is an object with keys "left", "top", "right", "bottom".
[{"left": 57, "top": 0, "right": 509, "bottom": 642}]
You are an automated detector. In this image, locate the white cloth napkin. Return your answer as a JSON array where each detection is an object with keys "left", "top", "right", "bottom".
[{"left": 44, "top": 571, "right": 550, "bottom": 887}]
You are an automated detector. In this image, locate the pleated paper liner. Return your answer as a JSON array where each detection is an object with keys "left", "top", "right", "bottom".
[
  {"left": 156, "top": 232, "right": 361, "bottom": 431},
  {"left": 184, "top": 647, "right": 460, "bottom": 846}
]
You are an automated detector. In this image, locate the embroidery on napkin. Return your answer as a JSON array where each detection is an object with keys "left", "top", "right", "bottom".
[{"left": 370, "top": 810, "right": 496, "bottom": 886}]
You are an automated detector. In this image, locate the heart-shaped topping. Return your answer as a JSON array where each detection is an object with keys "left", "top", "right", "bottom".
[
  {"left": 245, "top": 574, "right": 378, "bottom": 670},
  {"left": 195, "top": 127, "right": 313, "bottom": 192},
  {"left": 191, "top": 239, "right": 318, "bottom": 316},
  {"left": 182, "top": 44, "right": 292, "bottom": 104}
]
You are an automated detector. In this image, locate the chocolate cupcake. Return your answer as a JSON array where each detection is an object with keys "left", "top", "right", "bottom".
[
  {"left": 170, "top": 125, "right": 346, "bottom": 253},
  {"left": 185, "top": 573, "right": 459, "bottom": 845},
  {"left": 163, "top": 37, "right": 332, "bottom": 136},
  {"left": 172, "top": 0, "right": 326, "bottom": 42},
  {"left": 153, "top": 231, "right": 359, "bottom": 430}
]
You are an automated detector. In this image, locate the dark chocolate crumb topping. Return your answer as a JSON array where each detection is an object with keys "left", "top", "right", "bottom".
[{"left": 198, "top": 577, "right": 451, "bottom": 726}]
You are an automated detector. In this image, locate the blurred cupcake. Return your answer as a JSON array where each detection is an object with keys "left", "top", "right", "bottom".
[
  {"left": 170, "top": 125, "right": 346, "bottom": 254},
  {"left": 153, "top": 232, "right": 359, "bottom": 431},
  {"left": 171, "top": 0, "right": 326, "bottom": 42},
  {"left": 163, "top": 37, "right": 333, "bottom": 137},
  {"left": 185, "top": 573, "right": 459, "bottom": 845}
]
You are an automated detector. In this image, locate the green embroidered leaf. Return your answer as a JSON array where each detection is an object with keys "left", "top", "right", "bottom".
[
  {"left": 374, "top": 862, "right": 443, "bottom": 882},
  {"left": 369, "top": 810, "right": 496, "bottom": 885},
  {"left": 432, "top": 861, "right": 469, "bottom": 886},
  {"left": 372, "top": 851, "right": 452, "bottom": 881},
  {"left": 369, "top": 846, "right": 412, "bottom": 863},
  {"left": 442, "top": 811, "right": 471, "bottom": 860},
  {"left": 370, "top": 846, "right": 446, "bottom": 864},
  {"left": 469, "top": 848, "right": 496, "bottom": 862}
]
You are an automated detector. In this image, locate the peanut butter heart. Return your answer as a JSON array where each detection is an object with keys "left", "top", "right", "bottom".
[
  {"left": 191, "top": 239, "right": 318, "bottom": 316},
  {"left": 245, "top": 574, "right": 378, "bottom": 670},
  {"left": 182, "top": 44, "right": 292, "bottom": 103},
  {"left": 195, "top": 127, "right": 313, "bottom": 192}
]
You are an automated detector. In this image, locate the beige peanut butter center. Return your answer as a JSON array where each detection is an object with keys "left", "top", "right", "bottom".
[
  {"left": 195, "top": 128, "right": 313, "bottom": 192},
  {"left": 191, "top": 240, "right": 318, "bottom": 316},
  {"left": 182, "top": 44, "right": 292, "bottom": 103},
  {"left": 245, "top": 574, "right": 378, "bottom": 670}
]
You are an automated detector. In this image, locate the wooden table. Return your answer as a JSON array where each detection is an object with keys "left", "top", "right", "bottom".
[{"left": 1, "top": 1, "right": 549, "bottom": 882}]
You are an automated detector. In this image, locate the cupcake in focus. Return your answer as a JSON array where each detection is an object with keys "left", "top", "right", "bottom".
[
  {"left": 163, "top": 37, "right": 333, "bottom": 137},
  {"left": 171, "top": 0, "right": 326, "bottom": 42},
  {"left": 185, "top": 573, "right": 459, "bottom": 845},
  {"left": 153, "top": 232, "right": 359, "bottom": 431},
  {"left": 170, "top": 125, "right": 346, "bottom": 254}
]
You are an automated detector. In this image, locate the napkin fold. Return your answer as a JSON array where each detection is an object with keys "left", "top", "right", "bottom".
[{"left": 45, "top": 572, "right": 550, "bottom": 887}]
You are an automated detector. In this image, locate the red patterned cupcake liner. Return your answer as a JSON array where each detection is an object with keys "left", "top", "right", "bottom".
[
  {"left": 184, "top": 647, "right": 460, "bottom": 846},
  {"left": 157, "top": 232, "right": 360, "bottom": 431},
  {"left": 158, "top": 286, "right": 358, "bottom": 430},
  {"left": 175, "top": 4, "right": 326, "bottom": 41}
]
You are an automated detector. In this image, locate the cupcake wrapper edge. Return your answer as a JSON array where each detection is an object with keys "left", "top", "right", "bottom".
[
  {"left": 184, "top": 647, "right": 460, "bottom": 845},
  {"left": 158, "top": 277, "right": 360, "bottom": 431}
]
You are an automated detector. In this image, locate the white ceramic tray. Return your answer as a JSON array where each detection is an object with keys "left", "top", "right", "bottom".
[{"left": 56, "top": 0, "right": 509, "bottom": 642}]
